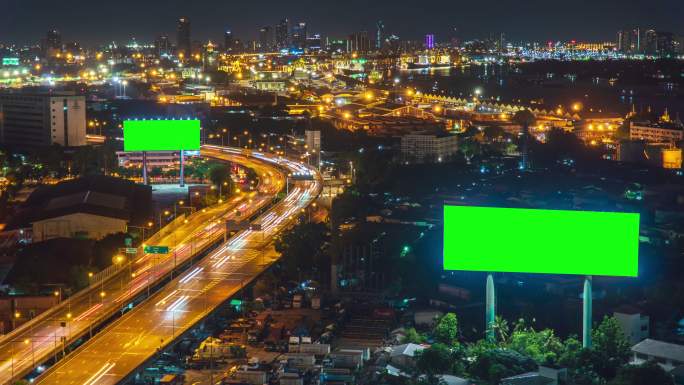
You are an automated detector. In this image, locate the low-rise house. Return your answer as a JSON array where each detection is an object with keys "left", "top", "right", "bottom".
[{"left": 632, "top": 338, "right": 684, "bottom": 371}]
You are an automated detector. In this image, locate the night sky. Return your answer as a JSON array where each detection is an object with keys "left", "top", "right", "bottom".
[{"left": 1, "top": 0, "right": 682, "bottom": 46}]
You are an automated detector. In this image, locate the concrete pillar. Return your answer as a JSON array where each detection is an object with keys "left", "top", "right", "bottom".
[
  {"left": 583, "top": 276, "right": 593, "bottom": 348},
  {"left": 486, "top": 273, "right": 496, "bottom": 341}
]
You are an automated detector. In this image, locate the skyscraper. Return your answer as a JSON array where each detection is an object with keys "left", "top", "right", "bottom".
[
  {"left": 155, "top": 35, "right": 171, "bottom": 56},
  {"left": 617, "top": 28, "right": 640, "bottom": 54},
  {"left": 177, "top": 17, "right": 191, "bottom": 56},
  {"left": 259, "top": 26, "right": 274, "bottom": 51},
  {"left": 275, "top": 18, "right": 289, "bottom": 49},
  {"left": 347, "top": 31, "right": 371, "bottom": 53},
  {"left": 376, "top": 20, "right": 385, "bottom": 50},
  {"left": 425, "top": 34, "right": 435, "bottom": 49},
  {"left": 224, "top": 30, "right": 241, "bottom": 53},
  {"left": 291, "top": 22, "right": 307, "bottom": 50},
  {"left": 42, "top": 29, "right": 62, "bottom": 56}
]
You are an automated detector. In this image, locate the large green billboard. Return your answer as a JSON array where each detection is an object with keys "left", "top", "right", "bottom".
[
  {"left": 443, "top": 205, "right": 639, "bottom": 277},
  {"left": 123, "top": 119, "right": 200, "bottom": 151}
]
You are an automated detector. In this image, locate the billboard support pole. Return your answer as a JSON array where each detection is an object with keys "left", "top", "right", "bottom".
[
  {"left": 179, "top": 150, "right": 185, "bottom": 187},
  {"left": 142, "top": 151, "right": 148, "bottom": 185},
  {"left": 583, "top": 275, "right": 592, "bottom": 348},
  {"left": 486, "top": 273, "right": 495, "bottom": 341}
]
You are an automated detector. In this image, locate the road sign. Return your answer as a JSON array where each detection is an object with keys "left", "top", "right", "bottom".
[
  {"left": 125, "top": 248, "right": 138, "bottom": 254},
  {"left": 144, "top": 245, "right": 169, "bottom": 254},
  {"left": 124, "top": 237, "right": 133, "bottom": 247}
]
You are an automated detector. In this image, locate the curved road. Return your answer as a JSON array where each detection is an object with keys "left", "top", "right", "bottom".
[
  {"left": 31, "top": 146, "right": 320, "bottom": 384},
  {"left": 0, "top": 147, "right": 286, "bottom": 384}
]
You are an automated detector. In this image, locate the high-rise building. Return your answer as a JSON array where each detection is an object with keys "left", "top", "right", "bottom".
[
  {"left": 425, "top": 34, "right": 435, "bottom": 49},
  {"left": 155, "top": 35, "right": 171, "bottom": 56},
  {"left": 347, "top": 31, "right": 371, "bottom": 53},
  {"left": 275, "top": 18, "right": 290, "bottom": 49},
  {"left": 224, "top": 30, "right": 242, "bottom": 53},
  {"left": 291, "top": 22, "right": 307, "bottom": 49},
  {"left": 376, "top": 20, "right": 385, "bottom": 50},
  {"left": 0, "top": 91, "right": 86, "bottom": 147},
  {"left": 643, "top": 29, "right": 658, "bottom": 55},
  {"left": 46, "top": 29, "right": 61, "bottom": 50},
  {"left": 307, "top": 34, "right": 322, "bottom": 51},
  {"left": 617, "top": 28, "right": 641, "bottom": 54},
  {"left": 259, "top": 26, "right": 274, "bottom": 51},
  {"left": 42, "top": 29, "right": 62, "bottom": 57},
  {"left": 655, "top": 31, "right": 676, "bottom": 57},
  {"left": 177, "top": 17, "right": 191, "bottom": 56}
]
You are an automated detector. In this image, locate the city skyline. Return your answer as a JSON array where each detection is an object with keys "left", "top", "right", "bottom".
[{"left": 1, "top": 0, "right": 683, "bottom": 46}]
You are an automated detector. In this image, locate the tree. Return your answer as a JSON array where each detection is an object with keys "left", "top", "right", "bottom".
[
  {"left": 591, "top": 316, "right": 631, "bottom": 379},
  {"left": 488, "top": 315, "right": 510, "bottom": 344},
  {"left": 507, "top": 325, "right": 565, "bottom": 365},
  {"left": 468, "top": 348, "right": 537, "bottom": 383},
  {"left": 403, "top": 327, "right": 427, "bottom": 344},
  {"left": 433, "top": 313, "right": 459, "bottom": 346},
  {"left": 208, "top": 164, "right": 231, "bottom": 188},
  {"left": 274, "top": 222, "right": 328, "bottom": 280},
  {"left": 609, "top": 361, "right": 674, "bottom": 385},
  {"left": 416, "top": 343, "right": 453, "bottom": 376}
]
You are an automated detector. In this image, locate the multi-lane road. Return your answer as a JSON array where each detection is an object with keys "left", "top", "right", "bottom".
[
  {"left": 16, "top": 146, "right": 319, "bottom": 384},
  {"left": 0, "top": 146, "right": 311, "bottom": 384}
]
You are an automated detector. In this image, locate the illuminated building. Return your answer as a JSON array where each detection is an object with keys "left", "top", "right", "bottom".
[
  {"left": 617, "top": 28, "right": 640, "bottom": 53},
  {"left": 425, "top": 34, "right": 435, "bottom": 49},
  {"left": 177, "top": 17, "right": 191, "bottom": 56},
  {"left": 275, "top": 18, "right": 289, "bottom": 49},
  {"left": 347, "top": 31, "right": 371, "bottom": 53},
  {"left": 401, "top": 132, "right": 458, "bottom": 163},
  {"left": 0, "top": 91, "right": 86, "bottom": 147},
  {"left": 42, "top": 29, "right": 62, "bottom": 57},
  {"left": 259, "top": 26, "right": 274, "bottom": 51},
  {"left": 376, "top": 20, "right": 385, "bottom": 50},
  {"left": 291, "top": 22, "right": 307, "bottom": 50},
  {"left": 155, "top": 35, "right": 171, "bottom": 56},
  {"left": 630, "top": 110, "right": 684, "bottom": 144}
]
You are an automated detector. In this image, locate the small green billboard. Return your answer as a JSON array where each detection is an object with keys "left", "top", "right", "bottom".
[
  {"left": 123, "top": 119, "right": 200, "bottom": 152},
  {"left": 443, "top": 205, "right": 639, "bottom": 277}
]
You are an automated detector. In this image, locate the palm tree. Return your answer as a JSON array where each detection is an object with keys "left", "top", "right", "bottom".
[
  {"left": 513, "top": 109, "right": 536, "bottom": 170},
  {"left": 488, "top": 315, "right": 510, "bottom": 344}
]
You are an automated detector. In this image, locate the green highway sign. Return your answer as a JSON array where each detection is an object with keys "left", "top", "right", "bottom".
[
  {"left": 144, "top": 245, "right": 170, "bottom": 254},
  {"left": 443, "top": 205, "right": 640, "bottom": 277},
  {"left": 125, "top": 247, "right": 138, "bottom": 254}
]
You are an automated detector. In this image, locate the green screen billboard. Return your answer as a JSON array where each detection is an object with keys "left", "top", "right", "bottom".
[
  {"left": 443, "top": 205, "right": 639, "bottom": 277},
  {"left": 123, "top": 119, "right": 200, "bottom": 151}
]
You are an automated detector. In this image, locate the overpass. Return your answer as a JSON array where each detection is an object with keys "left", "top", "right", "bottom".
[
  {"left": 29, "top": 146, "right": 320, "bottom": 384},
  {"left": 0, "top": 147, "right": 297, "bottom": 384}
]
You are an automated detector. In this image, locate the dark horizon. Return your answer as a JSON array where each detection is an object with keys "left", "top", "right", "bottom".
[{"left": 1, "top": 0, "right": 683, "bottom": 47}]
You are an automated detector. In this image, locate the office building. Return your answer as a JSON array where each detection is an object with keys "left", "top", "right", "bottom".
[
  {"left": 401, "top": 133, "right": 458, "bottom": 163},
  {"left": 617, "top": 28, "right": 640, "bottom": 53},
  {"left": 42, "top": 29, "right": 62, "bottom": 57},
  {"left": 347, "top": 31, "right": 371, "bottom": 53},
  {"left": 0, "top": 91, "right": 86, "bottom": 147},
  {"left": 259, "top": 26, "right": 274, "bottom": 51},
  {"left": 425, "top": 34, "right": 435, "bottom": 49},
  {"left": 376, "top": 20, "right": 385, "bottom": 50},
  {"left": 155, "top": 35, "right": 171, "bottom": 56},
  {"left": 177, "top": 17, "right": 191, "bottom": 56},
  {"left": 629, "top": 110, "right": 683, "bottom": 144},
  {"left": 291, "top": 22, "right": 307, "bottom": 50},
  {"left": 306, "top": 34, "right": 322, "bottom": 51},
  {"left": 275, "top": 18, "right": 290, "bottom": 49},
  {"left": 224, "top": 30, "right": 241, "bottom": 53}
]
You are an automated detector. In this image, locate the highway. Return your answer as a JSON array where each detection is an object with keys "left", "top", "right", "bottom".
[
  {"left": 30, "top": 146, "right": 320, "bottom": 384},
  {"left": 0, "top": 147, "right": 288, "bottom": 384}
]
